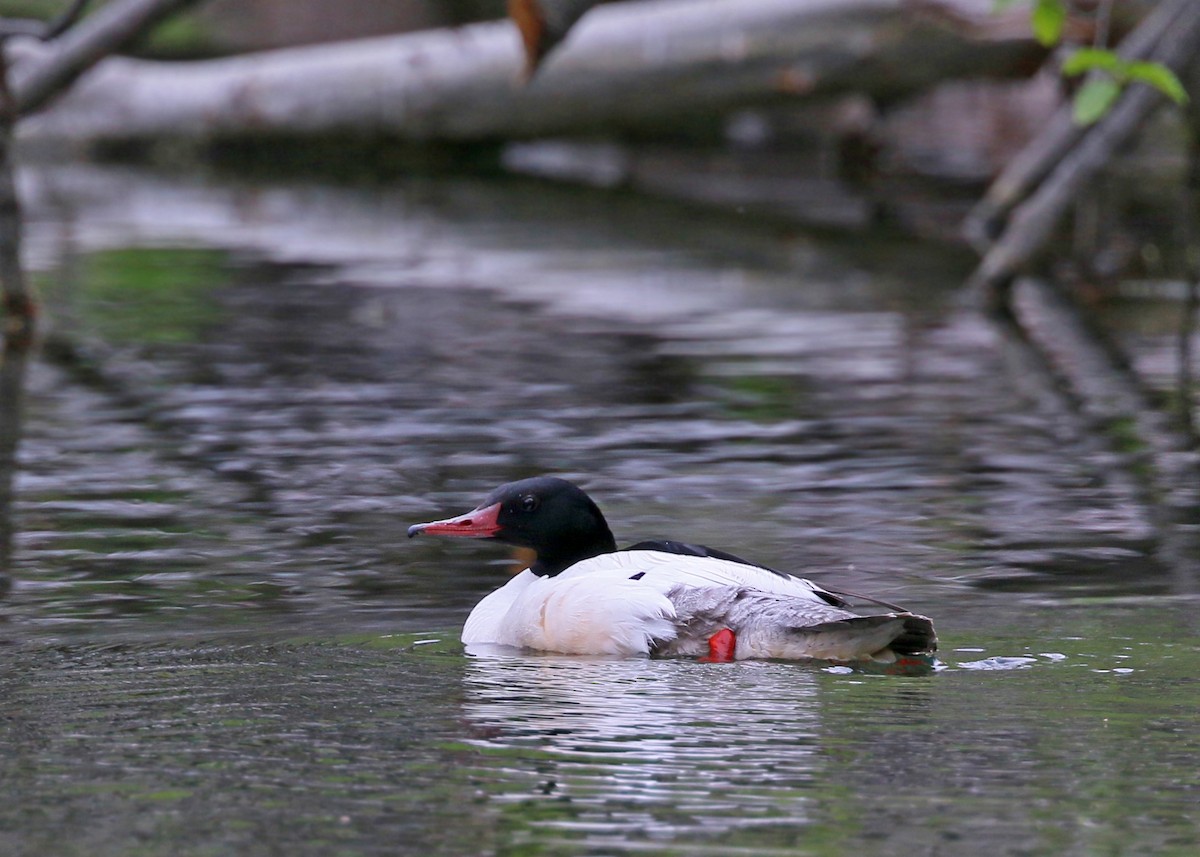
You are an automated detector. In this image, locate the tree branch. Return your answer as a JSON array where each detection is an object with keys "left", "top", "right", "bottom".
[
  {"left": 964, "top": 0, "right": 1190, "bottom": 250},
  {"left": 967, "top": 0, "right": 1200, "bottom": 306},
  {"left": 12, "top": 0, "right": 202, "bottom": 117},
  {"left": 1, "top": 0, "right": 201, "bottom": 339}
]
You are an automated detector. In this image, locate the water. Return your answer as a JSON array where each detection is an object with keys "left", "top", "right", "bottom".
[{"left": 0, "top": 164, "right": 1198, "bottom": 856}]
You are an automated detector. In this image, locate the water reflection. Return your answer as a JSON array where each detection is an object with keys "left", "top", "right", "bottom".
[
  {"left": 0, "top": 336, "right": 26, "bottom": 591},
  {"left": 462, "top": 650, "right": 826, "bottom": 843},
  {"left": 1178, "top": 275, "right": 1197, "bottom": 439},
  {"left": 4, "top": 163, "right": 1193, "bottom": 631},
  {"left": 2, "top": 160, "right": 1199, "bottom": 856}
]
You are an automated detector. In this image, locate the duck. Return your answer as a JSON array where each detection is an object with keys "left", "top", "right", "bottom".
[{"left": 407, "top": 476, "right": 937, "bottom": 663}]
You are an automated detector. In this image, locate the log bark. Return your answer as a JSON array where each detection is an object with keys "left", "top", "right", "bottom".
[
  {"left": 508, "top": 0, "right": 598, "bottom": 77},
  {"left": 17, "top": 0, "right": 1043, "bottom": 149}
]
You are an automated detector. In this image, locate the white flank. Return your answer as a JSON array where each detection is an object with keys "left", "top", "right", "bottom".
[{"left": 461, "top": 551, "right": 839, "bottom": 656}]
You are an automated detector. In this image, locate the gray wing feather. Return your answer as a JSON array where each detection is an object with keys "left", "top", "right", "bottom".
[{"left": 658, "top": 585, "right": 937, "bottom": 661}]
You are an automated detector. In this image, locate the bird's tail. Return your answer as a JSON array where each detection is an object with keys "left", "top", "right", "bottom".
[
  {"left": 885, "top": 612, "right": 937, "bottom": 656},
  {"left": 792, "top": 612, "right": 938, "bottom": 661}
]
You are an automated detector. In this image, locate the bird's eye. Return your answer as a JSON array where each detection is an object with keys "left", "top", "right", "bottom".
[{"left": 520, "top": 494, "right": 539, "bottom": 512}]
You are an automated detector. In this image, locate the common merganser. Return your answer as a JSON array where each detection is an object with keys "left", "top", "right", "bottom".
[{"left": 408, "top": 476, "right": 937, "bottom": 662}]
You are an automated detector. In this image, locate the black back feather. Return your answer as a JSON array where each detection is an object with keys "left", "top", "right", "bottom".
[{"left": 625, "top": 539, "right": 850, "bottom": 608}]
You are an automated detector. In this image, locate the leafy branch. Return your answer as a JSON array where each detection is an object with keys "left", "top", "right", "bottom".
[
  {"left": 1062, "top": 46, "right": 1188, "bottom": 124},
  {"left": 997, "top": 0, "right": 1189, "bottom": 125}
]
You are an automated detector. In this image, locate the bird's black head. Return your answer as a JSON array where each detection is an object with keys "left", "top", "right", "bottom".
[{"left": 407, "top": 476, "right": 617, "bottom": 575}]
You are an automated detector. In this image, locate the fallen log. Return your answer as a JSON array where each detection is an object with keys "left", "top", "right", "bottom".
[{"left": 16, "top": 0, "right": 1043, "bottom": 150}]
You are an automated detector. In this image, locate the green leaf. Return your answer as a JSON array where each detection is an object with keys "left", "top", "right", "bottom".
[
  {"left": 1062, "top": 48, "right": 1124, "bottom": 78},
  {"left": 1125, "top": 61, "right": 1190, "bottom": 105},
  {"left": 1031, "top": 0, "right": 1067, "bottom": 47},
  {"left": 1073, "top": 78, "right": 1122, "bottom": 126}
]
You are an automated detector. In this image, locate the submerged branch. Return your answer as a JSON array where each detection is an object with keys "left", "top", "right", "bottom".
[
  {"left": 1181, "top": 275, "right": 1198, "bottom": 439},
  {"left": 1003, "top": 277, "right": 1200, "bottom": 567},
  {"left": 1179, "top": 132, "right": 1200, "bottom": 442},
  {"left": 0, "top": 334, "right": 27, "bottom": 589},
  {"left": 0, "top": 48, "right": 31, "bottom": 341}
]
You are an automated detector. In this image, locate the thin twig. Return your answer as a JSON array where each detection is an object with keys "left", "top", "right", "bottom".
[
  {"left": 44, "top": 0, "right": 92, "bottom": 41},
  {"left": 0, "top": 0, "right": 90, "bottom": 41},
  {"left": 1092, "top": 0, "right": 1113, "bottom": 51}
]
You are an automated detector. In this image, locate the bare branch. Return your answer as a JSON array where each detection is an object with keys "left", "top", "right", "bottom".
[
  {"left": 0, "top": 0, "right": 91, "bottom": 42},
  {"left": 13, "top": 0, "right": 202, "bottom": 117},
  {"left": 0, "top": 0, "right": 197, "bottom": 339}
]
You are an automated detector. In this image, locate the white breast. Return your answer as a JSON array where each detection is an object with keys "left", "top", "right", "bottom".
[
  {"left": 460, "top": 550, "right": 830, "bottom": 656},
  {"left": 462, "top": 568, "right": 675, "bottom": 655}
]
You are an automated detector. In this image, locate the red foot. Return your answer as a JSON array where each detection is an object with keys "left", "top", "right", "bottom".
[{"left": 700, "top": 628, "right": 737, "bottom": 663}]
